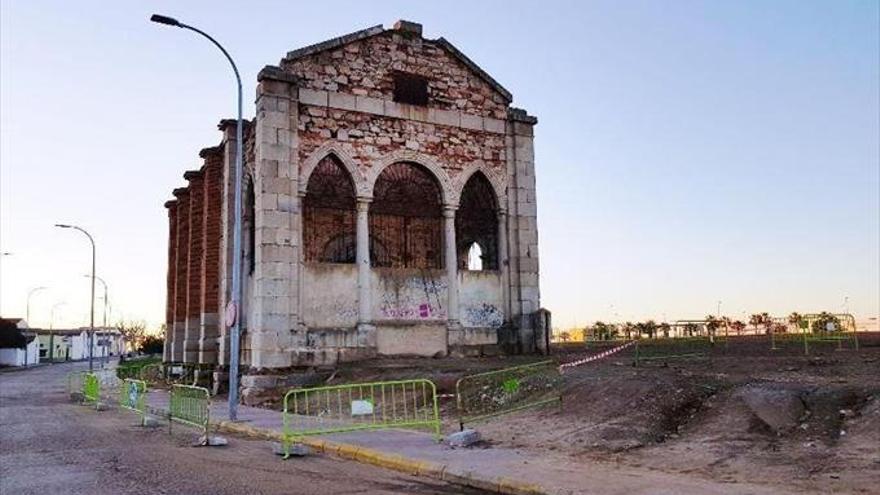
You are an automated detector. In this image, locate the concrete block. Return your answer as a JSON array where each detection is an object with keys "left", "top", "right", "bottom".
[
  {"left": 272, "top": 442, "right": 311, "bottom": 457},
  {"left": 446, "top": 429, "right": 481, "bottom": 447},
  {"left": 460, "top": 113, "right": 483, "bottom": 131},
  {"left": 240, "top": 374, "right": 279, "bottom": 389},
  {"left": 328, "top": 91, "right": 357, "bottom": 111},
  {"left": 429, "top": 108, "right": 460, "bottom": 127},
  {"left": 355, "top": 96, "right": 384, "bottom": 115},
  {"left": 197, "top": 435, "right": 229, "bottom": 447},
  {"left": 383, "top": 100, "right": 407, "bottom": 119},
  {"left": 298, "top": 88, "right": 328, "bottom": 107},
  {"left": 143, "top": 416, "right": 162, "bottom": 428},
  {"left": 483, "top": 117, "right": 505, "bottom": 134}
]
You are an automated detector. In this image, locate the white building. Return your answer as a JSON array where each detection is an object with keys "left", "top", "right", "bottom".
[{"left": 0, "top": 318, "right": 40, "bottom": 367}]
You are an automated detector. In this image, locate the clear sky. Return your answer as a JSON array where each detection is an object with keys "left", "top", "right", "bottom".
[{"left": 1, "top": 0, "right": 878, "bottom": 331}]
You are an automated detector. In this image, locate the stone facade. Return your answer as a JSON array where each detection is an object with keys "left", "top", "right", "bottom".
[{"left": 162, "top": 21, "right": 545, "bottom": 387}]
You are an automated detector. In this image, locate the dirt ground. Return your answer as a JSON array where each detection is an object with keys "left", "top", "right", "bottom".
[
  {"left": 323, "top": 333, "right": 879, "bottom": 494},
  {"left": 0, "top": 361, "right": 491, "bottom": 495},
  {"left": 478, "top": 333, "right": 880, "bottom": 494}
]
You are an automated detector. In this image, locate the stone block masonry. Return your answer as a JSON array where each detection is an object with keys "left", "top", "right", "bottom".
[{"left": 162, "top": 20, "right": 546, "bottom": 392}]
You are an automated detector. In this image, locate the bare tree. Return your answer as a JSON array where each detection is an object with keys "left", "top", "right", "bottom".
[{"left": 115, "top": 319, "right": 147, "bottom": 361}]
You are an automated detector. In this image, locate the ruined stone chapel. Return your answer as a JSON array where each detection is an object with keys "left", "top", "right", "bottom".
[{"left": 162, "top": 20, "right": 544, "bottom": 382}]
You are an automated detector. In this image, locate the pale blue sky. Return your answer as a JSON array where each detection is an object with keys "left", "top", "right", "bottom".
[{"left": 1, "top": 0, "right": 877, "bottom": 330}]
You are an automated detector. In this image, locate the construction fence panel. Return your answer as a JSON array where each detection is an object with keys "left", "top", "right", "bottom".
[
  {"left": 119, "top": 378, "right": 148, "bottom": 425},
  {"left": 82, "top": 372, "right": 100, "bottom": 409},
  {"left": 282, "top": 379, "right": 441, "bottom": 457},
  {"left": 169, "top": 384, "right": 210, "bottom": 437},
  {"left": 633, "top": 338, "right": 715, "bottom": 366},
  {"left": 456, "top": 360, "right": 563, "bottom": 430},
  {"left": 67, "top": 371, "right": 86, "bottom": 397}
]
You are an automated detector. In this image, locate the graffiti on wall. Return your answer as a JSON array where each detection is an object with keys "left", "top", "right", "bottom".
[
  {"left": 463, "top": 303, "right": 504, "bottom": 328},
  {"left": 377, "top": 272, "right": 447, "bottom": 320}
]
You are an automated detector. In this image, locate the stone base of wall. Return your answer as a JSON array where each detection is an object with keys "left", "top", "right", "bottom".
[
  {"left": 448, "top": 343, "right": 501, "bottom": 358},
  {"left": 376, "top": 322, "right": 447, "bottom": 357}
]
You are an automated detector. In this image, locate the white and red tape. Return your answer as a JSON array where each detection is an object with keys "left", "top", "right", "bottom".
[{"left": 558, "top": 340, "right": 636, "bottom": 373}]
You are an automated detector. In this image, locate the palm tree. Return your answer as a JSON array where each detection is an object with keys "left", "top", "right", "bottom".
[
  {"left": 659, "top": 322, "right": 671, "bottom": 338},
  {"left": 749, "top": 313, "right": 764, "bottom": 333},
  {"left": 731, "top": 320, "right": 746, "bottom": 335},
  {"left": 788, "top": 312, "right": 803, "bottom": 332}
]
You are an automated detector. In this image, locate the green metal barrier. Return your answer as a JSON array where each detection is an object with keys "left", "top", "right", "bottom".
[
  {"left": 67, "top": 371, "right": 86, "bottom": 397},
  {"left": 82, "top": 372, "right": 100, "bottom": 410},
  {"left": 456, "top": 360, "right": 562, "bottom": 430},
  {"left": 119, "top": 378, "right": 147, "bottom": 426},
  {"left": 633, "top": 339, "right": 712, "bottom": 366},
  {"left": 139, "top": 363, "right": 164, "bottom": 384},
  {"left": 282, "top": 379, "right": 441, "bottom": 458},
  {"left": 169, "top": 384, "right": 210, "bottom": 437}
]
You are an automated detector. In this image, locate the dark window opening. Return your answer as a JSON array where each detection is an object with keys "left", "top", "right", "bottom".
[
  {"left": 370, "top": 162, "right": 442, "bottom": 268},
  {"left": 245, "top": 174, "right": 256, "bottom": 274},
  {"left": 304, "top": 155, "right": 356, "bottom": 263},
  {"left": 392, "top": 72, "right": 428, "bottom": 106},
  {"left": 456, "top": 172, "right": 499, "bottom": 270}
]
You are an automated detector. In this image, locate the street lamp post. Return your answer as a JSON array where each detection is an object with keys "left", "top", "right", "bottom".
[
  {"left": 150, "top": 14, "right": 244, "bottom": 421},
  {"left": 27, "top": 286, "right": 48, "bottom": 325},
  {"left": 50, "top": 301, "right": 67, "bottom": 363},
  {"left": 55, "top": 224, "right": 96, "bottom": 371},
  {"left": 86, "top": 274, "right": 109, "bottom": 326}
]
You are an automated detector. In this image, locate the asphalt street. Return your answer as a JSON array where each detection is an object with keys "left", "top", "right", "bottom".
[{"left": 0, "top": 361, "right": 488, "bottom": 494}]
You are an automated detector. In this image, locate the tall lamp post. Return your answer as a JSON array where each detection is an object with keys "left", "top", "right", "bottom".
[
  {"left": 27, "top": 286, "right": 48, "bottom": 324},
  {"left": 85, "top": 274, "right": 109, "bottom": 327},
  {"left": 49, "top": 301, "right": 67, "bottom": 362},
  {"left": 55, "top": 224, "right": 96, "bottom": 371},
  {"left": 150, "top": 14, "right": 244, "bottom": 421}
]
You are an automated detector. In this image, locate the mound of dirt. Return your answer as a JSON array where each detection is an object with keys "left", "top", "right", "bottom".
[{"left": 737, "top": 384, "right": 806, "bottom": 434}]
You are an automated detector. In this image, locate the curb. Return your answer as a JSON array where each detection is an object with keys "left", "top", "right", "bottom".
[{"left": 216, "top": 420, "right": 547, "bottom": 495}]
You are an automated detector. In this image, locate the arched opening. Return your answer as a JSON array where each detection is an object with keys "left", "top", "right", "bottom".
[
  {"left": 467, "top": 242, "right": 484, "bottom": 271},
  {"left": 370, "top": 162, "right": 443, "bottom": 268},
  {"left": 456, "top": 172, "right": 498, "bottom": 270},
  {"left": 244, "top": 172, "right": 256, "bottom": 274},
  {"left": 303, "top": 155, "right": 356, "bottom": 263}
]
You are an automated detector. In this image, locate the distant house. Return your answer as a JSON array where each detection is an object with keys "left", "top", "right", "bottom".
[
  {"left": 0, "top": 318, "right": 40, "bottom": 367},
  {"left": 31, "top": 327, "right": 125, "bottom": 362}
]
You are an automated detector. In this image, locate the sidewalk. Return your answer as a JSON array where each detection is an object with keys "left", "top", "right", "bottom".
[{"left": 144, "top": 389, "right": 798, "bottom": 495}]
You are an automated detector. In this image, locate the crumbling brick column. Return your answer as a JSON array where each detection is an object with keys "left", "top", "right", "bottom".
[
  {"left": 171, "top": 187, "right": 190, "bottom": 362},
  {"left": 248, "top": 67, "right": 300, "bottom": 369},
  {"left": 163, "top": 200, "right": 178, "bottom": 363},
  {"left": 183, "top": 170, "right": 204, "bottom": 363},
  {"left": 199, "top": 147, "right": 223, "bottom": 364}
]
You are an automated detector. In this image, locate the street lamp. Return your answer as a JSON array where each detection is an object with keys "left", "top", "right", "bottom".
[
  {"left": 85, "top": 274, "right": 109, "bottom": 327},
  {"left": 27, "top": 286, "right": 48, "bottom": 324},
  {"left": 150, "top": 13, "right": 245, "bottom": 421},
  {"left": 55, "top": 224, "right": 96, "bottom": 371},
  {"left": 50, "top": 301, "right": 67, "bottom": 362}
]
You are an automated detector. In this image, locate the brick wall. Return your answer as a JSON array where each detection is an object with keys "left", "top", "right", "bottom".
[{"left": 163, "top": 200, "right": 177, "bottom": 362}]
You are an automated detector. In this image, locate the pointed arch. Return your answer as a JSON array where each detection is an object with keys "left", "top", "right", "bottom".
[
  {"left": 303, "top": 155, "right": 357, "bottom": 263},
  {"left": 456, "top": 171, "right": 499, "bottom": 270},
  {"left": 454, "top": 162, "right": 507, "bottom": 212},
  {"left": 299, "top": 143, "right": 368, "bottom": 197}
]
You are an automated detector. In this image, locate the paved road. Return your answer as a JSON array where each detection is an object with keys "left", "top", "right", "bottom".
[{"left": 0, "top": 362, "right": 487, "bottom": 495}]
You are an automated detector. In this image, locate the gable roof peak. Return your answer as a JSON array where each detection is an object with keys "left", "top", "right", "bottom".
[{"left": 282, "top": 21, "right": 513, "bottom": 103}]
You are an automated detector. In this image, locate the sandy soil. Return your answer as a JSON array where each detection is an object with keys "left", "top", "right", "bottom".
[{"left": 476, "top": 334, "right": 880, "bottom": 494}]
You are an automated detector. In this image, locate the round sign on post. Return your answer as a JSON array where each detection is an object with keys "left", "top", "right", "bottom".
[{"left": 225, "top": 301, "right": 237, "bottom": 327}]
